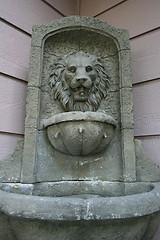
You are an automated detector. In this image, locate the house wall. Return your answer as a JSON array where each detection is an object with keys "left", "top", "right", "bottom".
[
  {"left": 0, "top": 0, "right": 77, "bottom": 160},
  {"left": 80, "top": 0, "right": 160, "bottom": 239}
]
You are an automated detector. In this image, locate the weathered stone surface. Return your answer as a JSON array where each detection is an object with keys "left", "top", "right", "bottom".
[
  {"left": 36, "top": 130, "right": 122, "bottom": 182},
  {"left": 27, "top": 46, "right": 42, "bottom": 87},
  {"left": 121, "top": 128, "right": 136, "bottom": 182},
  {"left": 25, "top": 87, "right": 40, "bottom": 129},
  {"left": 21, "top": 127, "right": 38, "bottom": 183},
  {"left": 0, "top": 182, "right": 160, "bottom": 220},
  {"left": 0, "top": 139, "right": 23, "bottom": 182},
  {"left": 119, "top": 50, "right": 133, "bottom": 88},
  {"left": 2, "top": 214, "right": 156, "bottom": 240},
  {"left": 120, "top": 87, "right": 134, "bottom": 129},
  {"left": 0, "top": 212, "right": 16, "bottom": 240}
]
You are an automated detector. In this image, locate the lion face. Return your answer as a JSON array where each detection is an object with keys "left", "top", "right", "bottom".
[
  {"left": 64, "top": 53, "right": 97, "bottom": 102},
  {"left": 49, "top": 52, "right": 110, "bottom": 112}
]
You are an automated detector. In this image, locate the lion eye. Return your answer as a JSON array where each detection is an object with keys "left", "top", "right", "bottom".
[
  {"left": 68, "top": 66, "right": 76, "bottom": 73},
  {"left": 86, "top": 66, "right": 93, "bottom": 72}
]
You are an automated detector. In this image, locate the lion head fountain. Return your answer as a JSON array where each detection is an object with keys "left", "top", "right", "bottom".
[
  {"left": 49, "top": 51, "right": 110, "bottom": 112},
  {"left": 44, "top": 51, "right": 116, "bottom": 156}
]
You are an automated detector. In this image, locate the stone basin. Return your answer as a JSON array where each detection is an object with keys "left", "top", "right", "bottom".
[
  {"left": 41, "top": 111, "right": 117, "bottom": 156},
  {"left": 0, "top": 181, "right": 160, "bottom": 240}
]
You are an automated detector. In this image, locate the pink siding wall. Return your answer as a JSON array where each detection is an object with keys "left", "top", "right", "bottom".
[
  {"left": 0, "top": 74, "right": 27, "bottom": 134},
  {"left": 80, "top": 1, "right": 160, "bottom": 239}
]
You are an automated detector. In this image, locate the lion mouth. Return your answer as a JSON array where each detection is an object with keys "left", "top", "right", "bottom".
[{"left": 73, "top": 86, "right": 89, "bottom": 101}]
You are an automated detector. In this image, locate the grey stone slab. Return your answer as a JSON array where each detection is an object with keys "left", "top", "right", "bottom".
[
  {"left": 120, "top": 87, "right": 134, "bottom": 129},
  {"left": 27, "top": 46, "right": 42, "bottom": 87},
  {"left": 119, "top": 50, "right": 133, "bottom": 88},
  {"left": 24, "top": 87, "right": 40, "bottom": 129},
  {"left": 21, "top": 127, "right": 38, "bottom": 183},
  {"left": 121, "top": 129, "right": 136, "bottom": 182},
  {"left": 0, "top": 139, "right": 23, "bottom": 183}
]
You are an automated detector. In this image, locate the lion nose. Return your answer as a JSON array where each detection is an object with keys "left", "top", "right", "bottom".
[
  {"left": 76, "top": 69, "right": 88, "bottom": 82},
  {"left": 74, "top": 68, "right": 92, "bottom": 87},
  {"left": 76, "top": 77, "right": 92, "bottom": 88}
]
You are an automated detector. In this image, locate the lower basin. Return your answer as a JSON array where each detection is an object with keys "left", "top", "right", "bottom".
[{"left": 0, "top": 181, "right": 160, "bottom": 240}]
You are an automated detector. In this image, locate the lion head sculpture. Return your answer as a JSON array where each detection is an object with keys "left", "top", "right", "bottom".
[{"left": 49, "top": 51, "right": 110, "bottom": 112}]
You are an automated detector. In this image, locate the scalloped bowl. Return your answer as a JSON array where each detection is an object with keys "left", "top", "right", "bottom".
[{"left": 42, "top": 112, "right": 117, "bottom": 156}]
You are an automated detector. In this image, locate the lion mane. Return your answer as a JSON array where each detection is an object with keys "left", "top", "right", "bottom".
[{"left": 49, "top": 52, "right": 110, "bottom": 112}]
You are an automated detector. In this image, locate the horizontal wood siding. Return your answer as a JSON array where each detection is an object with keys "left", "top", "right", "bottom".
[
  {"left": 0, "top": 74, "right": 27, "bottom": 134},
  {"left": 0, "top": 0, "right": 75, "bottom": 160},
  {"left": 1, "top": 21, "right": 31, "bottom": 81},
  {"left": 1, "top": 0, "right": 63, "bottom": 34},
  {"left": 81, "top": 0, "right": 160, "bottom": 38},
  {"left": 133, "top": 79, "right": 160, "bottom": 136},
  {"left": 80, "top": 0, "right": 125, "bottom": 17},
  {"left": 43, "top": 0, "right": 78, "bottom": 16},
  {"left": 131, "top": 29, "right": 160, "bottom": 84}
]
